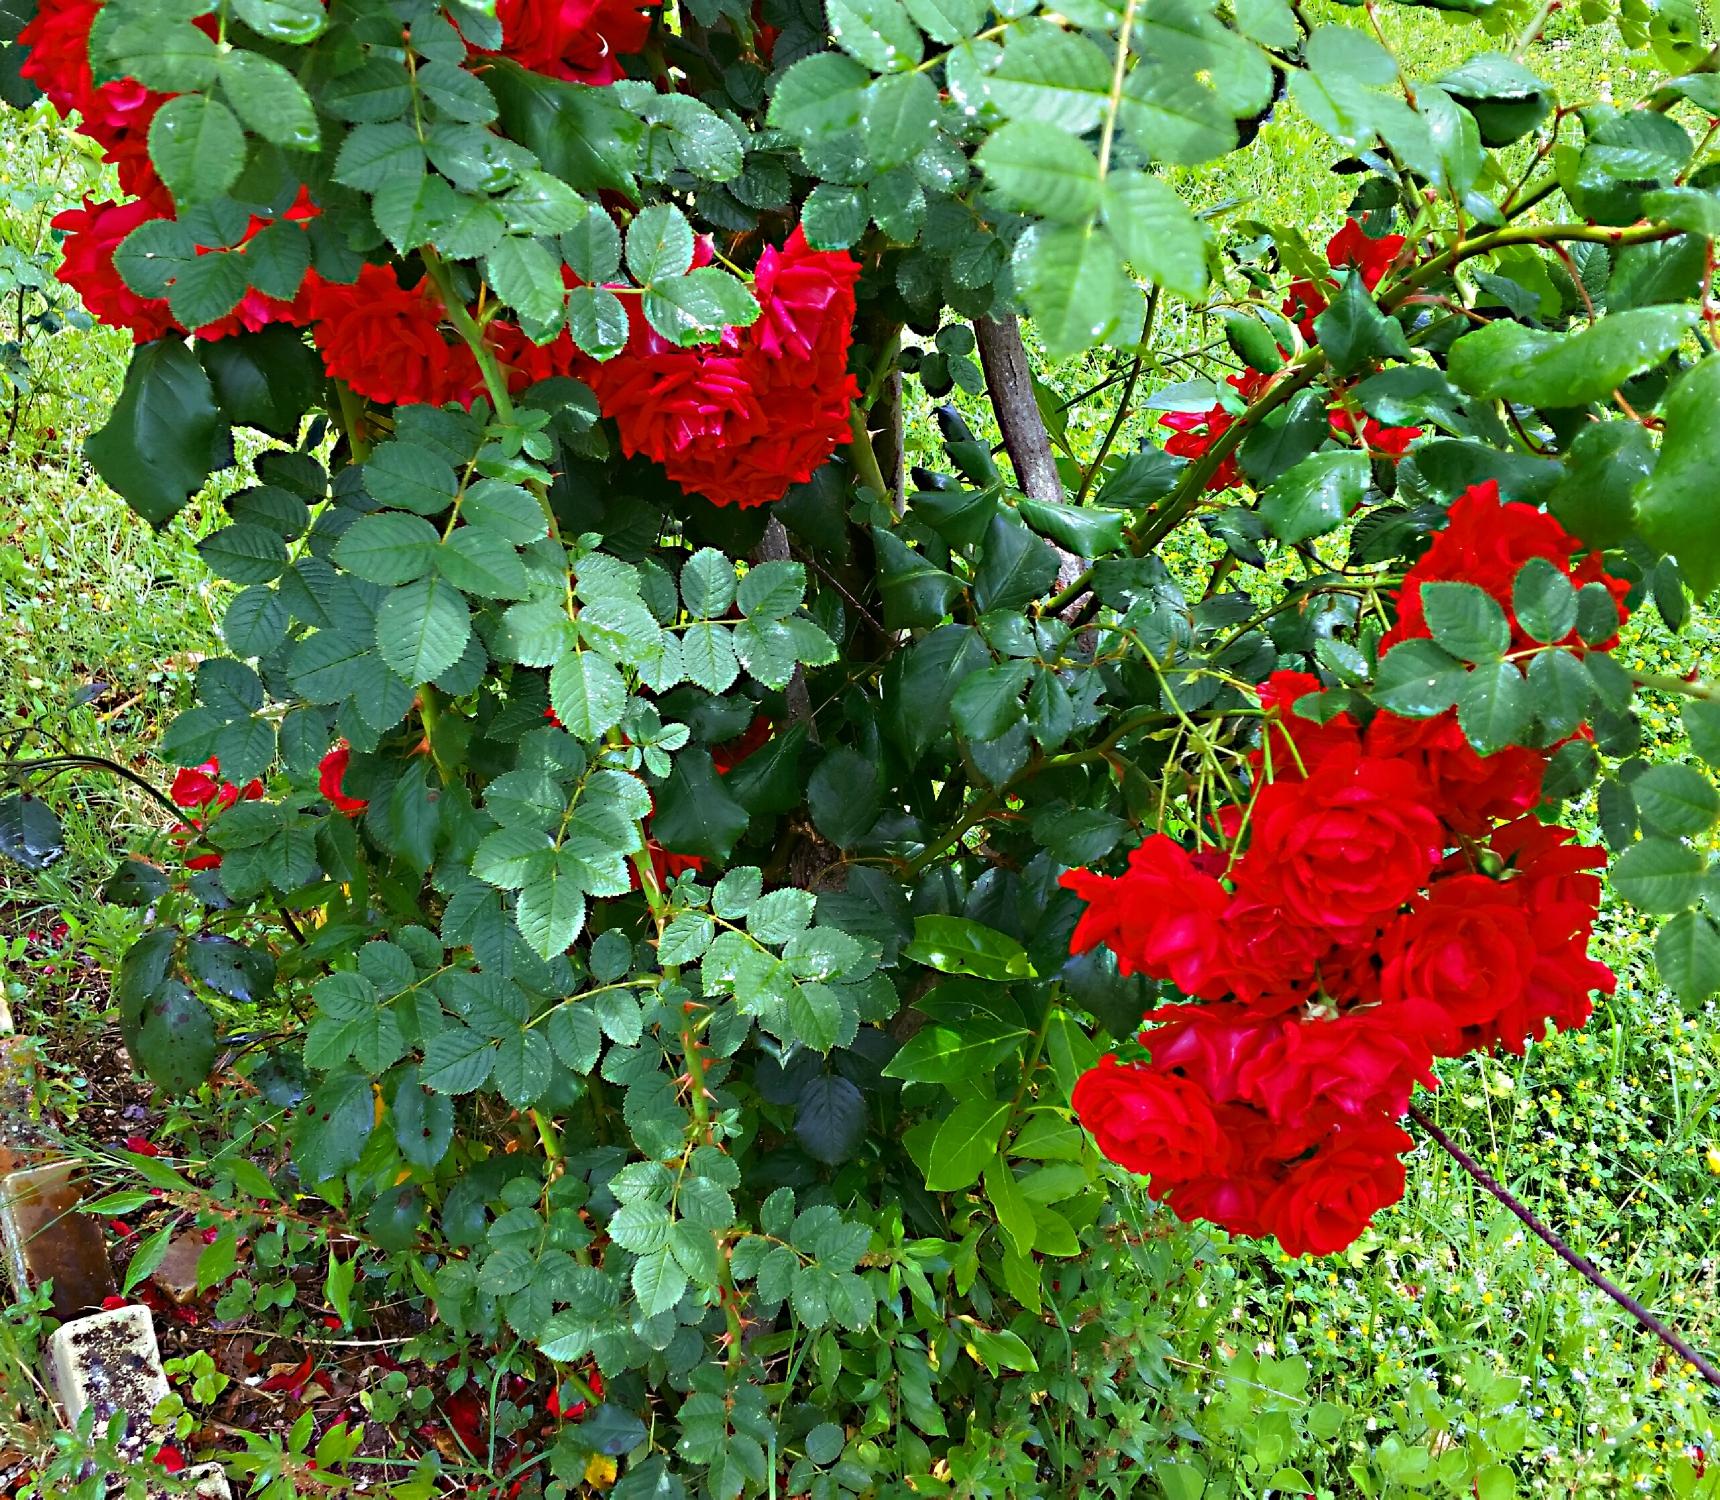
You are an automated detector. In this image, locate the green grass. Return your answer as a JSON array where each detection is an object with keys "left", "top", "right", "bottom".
[{"left": 3, "top": 14, "right": 1719, "bottom": 1493}]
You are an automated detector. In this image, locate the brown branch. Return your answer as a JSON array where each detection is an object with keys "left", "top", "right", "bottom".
[
  {"left": 1408, "top": 1102, "right": 1720, "bottom": 1392},
  {"left": 974, "top": 313, "right": 1086, "bottom": 602}
]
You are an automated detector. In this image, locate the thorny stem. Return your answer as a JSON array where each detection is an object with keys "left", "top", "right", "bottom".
[
  {"left": 628, "top": 844, "right": 749, "bottom": 1367},
  {"left": 1409, "top": 1103, "right": 1720, "bottom": 1392}
]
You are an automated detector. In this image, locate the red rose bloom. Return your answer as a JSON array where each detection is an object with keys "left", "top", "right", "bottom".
[
  {"left": 1329, "top": 407, "right": 1422, "bottom": 458},
  {"left": 1386, "top": 481, "right": 1629, "bottom": 653},
  {"left": 52, "top": 197, "right": 180, "bottom": 343},
  {"left": 1325, "top": 219, "right": 1406, "bottom": 291},
  {"left": 1070, "top": 1056, "right": 1231, "bottom": 1183},
  {"left": 1142, "top": 1002, "right": 1273, "bottom": 1100},
  {"left": 1364, "top": 710, "right": 1545, "bottom": 836},
  {"left": 751, "top": 227, "right": 862, "bottom": 365},
  {"left": 1282, "top": 278, "right": 1327, "bottom": 344},
  {"left": 1378, "top": 875, "right": 1540, "bottom": 1056},
  {"left": 1239, "top": 750, "right": 1443, "bottom": 936},
  {"left": 1059, "top": 835, "right": 1233, "bottom": 999},
  {"left": 1252, "top": 670, "right": 1359, "bottom": 782},
  {"left": 318, "top": 743, "right": 368, "bottom": 815},
  {"left": 1261, "top": 1121, "right": 1410, "bottom": 1256},
  {"left": 307, "top": 265, "right": 482, "bottom": 409},
  {"left": 1159, "top": 403, "right": 1238, "bottom": 490},
  {"left": 594, "top": 341, "right": 762, "bottom": 473},
  {"left": 487, "top": 319, "right": 588, "bottom": 393},
  {"left": 482, "top": 0, "right": 658, "bottom": 83},
  {"left": 1236, "top": 1010, "right": 1435, "bottom": 1128},
  {"left": 170, "top": 760, "right": 225, "bottom": 811},
  {"left": 589, "top": 225, "right": 860, "bottom": 508}
]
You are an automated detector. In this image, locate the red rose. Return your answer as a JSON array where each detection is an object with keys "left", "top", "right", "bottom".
[
  {"left": 1385, "top": 481, "right": 1628, "bottom": 653},
  {"left": 487, "top": 318, "right": 588, "bottom": 393},
  {"left": 1282, "top": 278, "right": 1327, "bottom": 344},
  {"left": 1071, "top": 1055, "right": 1230, "bottom": 1183},
  {"left": 589, "top": 225, "right": 860, "bottom": 508},
  {"left": 1238, "top": 750, "right": 1442, "bottom": 936},
  {"left": 1216, "top": 891, "right": 1335, "bottom": 1012},
  {"left": 170, "top": 760, "right": 224, "bottom": 810},
  {"left": 593, "top": 340, "right": 762, "bottom": 473},
  {"left": 1236, "top": 1010, "right": 1435, "bottom": 1128},
  {"left": 1251, "top": 670, "right": 1359, "bottom": 783},
  {"left": 318, "top": 743, "right": 368, "bottom": 815},
  {"left": 1142, "top": 1002, "right": 1272, "bottom": 1099},
  {"left": 1159, "top": 403, "right": 1238, "bottom": 490},
  {"left": 1329, "top": 407, "right": 1421, "bottom": 458},
  {"left": 751, "top": 227, "right": 862, "bottom": 365},
  {"left": 307, "top": 264, "right": 482, "bottom": 409},
  {"left": 1261, "top": 1121, "right": 1410, "bottom": 1255},
  {"left": 52, "top": 197, "right": 180, "bottom": 343},
  {"left": 1364, "top": 710, "right": 1544, "bottom": 836},
  {"left": 1325, "top": 219, "right": 1406, "bottom": 291},
  {"left": 486, "top": 0, "right": 658, "bottom": 83},
  {"left": 1059, "top": 835, "right": 1233, "bottom": 999},
  {"left": 1377, "top": 875, "right": 1539, "bottom": 1056}
]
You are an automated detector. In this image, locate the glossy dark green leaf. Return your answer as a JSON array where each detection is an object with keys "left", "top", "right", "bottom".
[{"left": 87, "top": 340, "right": 223, "bottom": 528}]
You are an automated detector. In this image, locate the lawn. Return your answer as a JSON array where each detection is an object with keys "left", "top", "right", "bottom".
[{"left": 2, "top": 7, "right": 1718, "bottom": 1493}]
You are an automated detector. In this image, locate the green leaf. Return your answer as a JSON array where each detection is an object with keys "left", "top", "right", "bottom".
[
  {"left": 873, "top": 528, "right": 960, "bottom": 628},
  {"left": 1421, "top": 580, "right": 1510, "bottom": 662},
  {"left": 642, "top": 267, "right": 758, "bottom": 346},
  {"left": 973, "top": 514, "right": 1061, "bottom": 613},
  {"left": 1656, "top": 909, "right": 1720, "bottom": 1006},
  {"left": 951, "top": 662, "right": 1032, "bottom": 741},
  {"left": 438, "top": 526, "right": 530, "bottom": 599},
  {"left": 625, "top": 203, "right": 695, "bottom": 284},
  {"left": 984, "top": 1155, "right": 1037, "bottom": 1258},
  {"left": 807, "top": 747, "right": 882, "bottom": 848},
  {"left": 737, "top": 560, "right": 805, "bottom": 618},
  {"left": 219, "top": 50, "right": 319, "bottom": 149},
  {"left": 652, "top": 750, "right": 749, "bottom": 861},
  {"left": 1631, "top": 764, "right": 1720, "bottom": 837},
  {"left": 1610, "top": 837, "right": 1706, "bottom": 913},
  {"left": 1372, "top": 639, "right": 1468, "bottom": 717},
  {"left": 905, "top": 915, "right": 1035, "bottom": 980},
  {"left": 200, "top": 324, "right": 320, "bottom": 438},
  {"left": 1636, "top": 357, "right": 1720, "bottom": 596},
  {"left": 1010, "top": 222, "right": 1128, "bottom": 359},
  {"left": 1, "top": 793, "right": 66, "bottom": 873},
  {"left": 884, "top": 1020, "right": 1030, "bottom": 1083},
  {"left": 87, "top": 340, "right": 221, "bottom": 528},
  {"left": 128, "top": 982, "right": 218, "bottom": 1096},
  {"left": 923, "top": 1098, "right": 1011, "bottom": 1192},
  {"left": 802, "top": 183, "right": 869, "bottom": 250},
  {"left": 566, "top": 285, "right": 628, "bottom": 359},
  {"left": 1684, "top": 701, "right": 1720, "bottom": 767},
  {"left": 681, "top": 547, "right": 737, "bottom": 617},
  {"left": 768, "top": 52, "right": 872, "bottom": 144},
  {"left": 1455, "top": 659, "right": 1530, "bottom": 753},
  {"left": 486, "top": 237, "right": 565, "bottom": 332},
  {"left": 148, "top": 95, "right": 247, "bottom": 203},
  {"left": 1313, "top": 271, "right": 1412, "bottom": 377},
  {"left": 1447, "top": 306, "right": 1696, "bottom": 409},
  {"left": 375, "top": 577, "right": 473, "bottom": 685},
  {"left": 1101, "top": 171, "right": 1207, "bottom": 300},
  {"left": 1512, "top": 557, "right": 1578, "bottom": 644},
  {"left": 548, "top": 651, "right": 626, "bottom": 740},
  {"left": 826, "top": 0, "right": 922, "bottom": 71},
  {"left": 1016, "top": 497, "right": 1127, "bottom": 558},
  {"left": 334, "top": 513, "right": 442, "bottom": 585},
  {"left": 987, "top": 22, "right": 1113, "bottom": 132},
  {"left": 977, "top": 120, "right": 1100, "bottom": 222},
  {"left": 232, "top": 0, "right": 326, "bottom": 43},
  {"left": 1260, "top": 451, "right": 1369, "bottom": 543}
]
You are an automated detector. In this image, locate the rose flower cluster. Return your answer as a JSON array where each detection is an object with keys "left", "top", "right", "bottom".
[
  {"left": 31, "top": 0, "right": 855, "bottom": 510},
  {"left": 588, "top": 228, "right": 862, "bottom": 509},
  {"left": 1160, "top": 219, "right": 1422, "bottom": 490},
  {"left": 1063, "top": 481, "right": 1628, "bottom": 1256}
]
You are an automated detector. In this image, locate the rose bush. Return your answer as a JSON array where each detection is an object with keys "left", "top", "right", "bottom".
[{"left": 4, "top": 0, "right": 1720, "bottom": 1489}]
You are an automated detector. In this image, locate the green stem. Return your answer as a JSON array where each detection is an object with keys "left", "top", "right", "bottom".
[
  {"left": 334, "top": 381, "right": 372, "bottom": 463},
  {"left": 418, "top": 246, "right": 562, "bottom": 543},
  {"left": 1631, "top": 669, "right": 1720, "bottom": 702},
  {"left": 847, "top": 405, "right": 890, "bottom": 498}
]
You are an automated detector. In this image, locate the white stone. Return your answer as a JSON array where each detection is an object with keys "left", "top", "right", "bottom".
[
  {"left": 149, "top": 1462, "right": 233, "bottom": 1499},
  {"left": 47, "top": 1303, "right": 168, "bottom": 1444}
]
